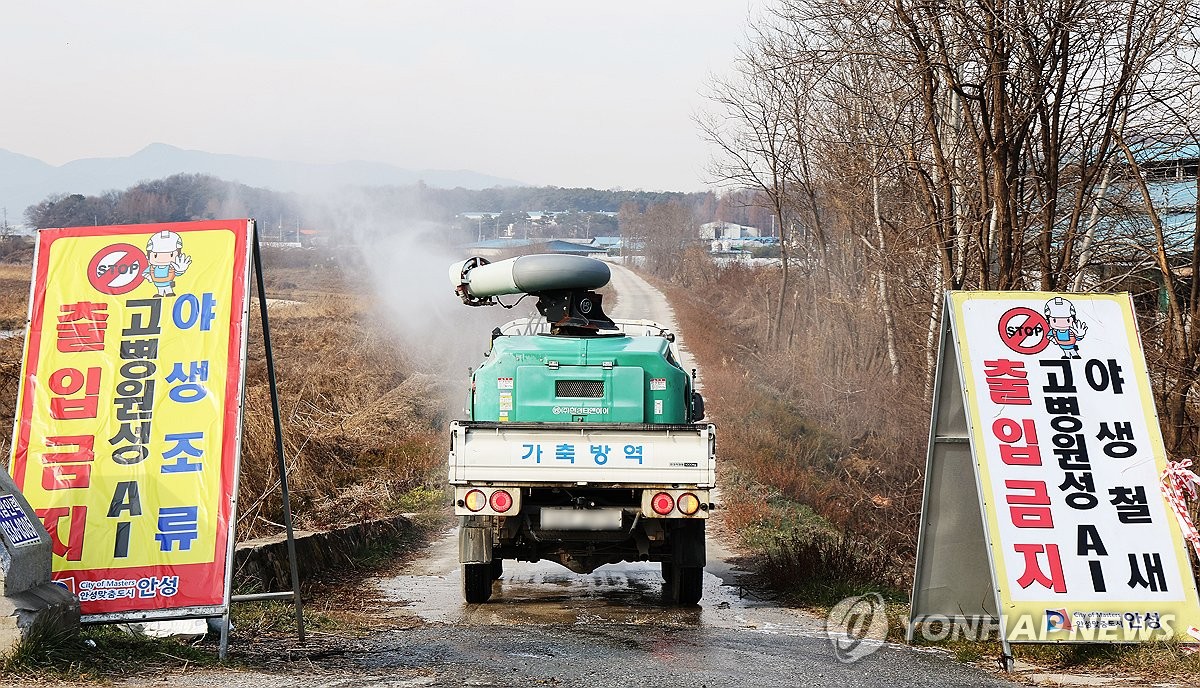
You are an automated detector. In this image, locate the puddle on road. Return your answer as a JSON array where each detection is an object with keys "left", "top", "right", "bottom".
[{"left": 374, "top": 529, "right": 825, "bottom": 640}]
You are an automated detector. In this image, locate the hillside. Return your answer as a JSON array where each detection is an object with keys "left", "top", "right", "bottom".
[{"left": 0, "top": 144, "right": 525, "bottom": 221}]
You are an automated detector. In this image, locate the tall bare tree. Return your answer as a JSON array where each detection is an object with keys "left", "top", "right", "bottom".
[
  {"left": 699, "top": 31, "right": 800, "bottom": 347},
  {"left": 703, "top": 0, "right": 1200, "bottom": 442}
]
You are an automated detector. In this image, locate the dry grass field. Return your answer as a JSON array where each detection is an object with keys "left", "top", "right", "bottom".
[
  {"left": 0, "top": 264, "right": 34, "bottom": 328},
  {"left": 0, "top": 246, "right": 450, "bottom": 540}
]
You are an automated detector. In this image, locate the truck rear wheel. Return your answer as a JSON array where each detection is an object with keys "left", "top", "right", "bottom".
[
  {"left": 490, "top": 557, "right": 504, "bottom": 581},
  {"left": 463, "top": 563, "right": 493, "bottom": 603}
]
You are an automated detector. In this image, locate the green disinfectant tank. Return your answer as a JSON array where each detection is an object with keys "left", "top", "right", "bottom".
[{"left": 449, "top": 254, "right": 700, "bottom": 424}]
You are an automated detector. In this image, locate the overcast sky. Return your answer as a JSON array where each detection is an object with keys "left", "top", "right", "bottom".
[{"left": 3, "top": 2, "right": 759, "bottom": 191}]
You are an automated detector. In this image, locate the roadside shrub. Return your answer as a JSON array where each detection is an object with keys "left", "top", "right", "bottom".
[
  {"left": 762, "top": 529, "right": 907, "bottom": 603},
  {"left": 650, "top": 265, "right": 926, "bottom": 595}
]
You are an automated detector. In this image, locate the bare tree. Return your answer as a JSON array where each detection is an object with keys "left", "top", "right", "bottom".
[
  {"left": 702, "top": 0, "right": 1200, "bottom": 443},
  {"left": 699, "top": 30, "right": 800, "bottom": 347}
]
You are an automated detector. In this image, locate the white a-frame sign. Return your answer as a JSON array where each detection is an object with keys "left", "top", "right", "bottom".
[{"left": 911, "top": 291, "right": 1200, "bottom": 662}]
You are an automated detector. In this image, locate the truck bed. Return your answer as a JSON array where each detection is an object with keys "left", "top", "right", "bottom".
[{"left": 449, "top": 421, "right": 716, "bottom": 487}]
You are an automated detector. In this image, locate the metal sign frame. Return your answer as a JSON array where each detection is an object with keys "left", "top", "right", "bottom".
[
  {"left": 218, "top": 226, "right": 305, "bottom": 658},
  {"left": 909, "top": 299, "right": 1011, "bottom": 663}
]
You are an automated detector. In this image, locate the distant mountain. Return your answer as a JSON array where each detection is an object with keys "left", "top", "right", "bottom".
[{"left": 0, "top": 144, "right": 524, "bottom": 223}]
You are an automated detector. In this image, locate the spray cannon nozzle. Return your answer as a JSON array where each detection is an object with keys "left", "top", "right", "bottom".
[
  {"left": 449, "top": 254, "right": 617, "bottom": 334},
  {"left": 449, "top": 256, "right": 494, "bottom": 307}
]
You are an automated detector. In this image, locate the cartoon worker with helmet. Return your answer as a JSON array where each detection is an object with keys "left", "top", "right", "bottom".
[
  {"left": 1044, "top": 296, "right": 1088, "bottom": 359},
  {"left": 142, "top": 229, "right": 192, "bottom": 297}
]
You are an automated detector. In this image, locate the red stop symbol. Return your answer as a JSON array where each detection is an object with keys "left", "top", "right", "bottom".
[
  {"left": 998, "top": 307, "right": 1050, "bottom": 355},
  {"left": 87, "top": 243, "right": 146, "bottom": 295}
]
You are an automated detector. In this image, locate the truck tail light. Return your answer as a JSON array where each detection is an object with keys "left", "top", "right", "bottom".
[
  {"left": 490, "top": 489, "right": 514, "bottom": 513},
  {"left": 677, "top": 492, "right": 700, "bottom": 516},
  {"left": 651, "top": 492, "right": 674, "bottom": 515},
  {"left": 464, "top": 489, "right": 487, "bottom": 512}
]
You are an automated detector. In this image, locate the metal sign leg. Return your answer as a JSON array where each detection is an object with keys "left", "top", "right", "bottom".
[
  {"left": 219, "top": 232, "right": 305, "bottom": 661},
  {"left": 251, "top": 232, "right": 306, "bottom": 646},
  {"left": 219, "top": 609, "right": 232, "bottom": 659}
]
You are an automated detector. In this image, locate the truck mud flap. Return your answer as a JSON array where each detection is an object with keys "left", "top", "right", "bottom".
[{"left": 459, "top": 516, "right": 493, "bottom": 564}]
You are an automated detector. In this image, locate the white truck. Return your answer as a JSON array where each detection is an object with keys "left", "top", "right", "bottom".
[{"left": 448, "top": 255, "right": 715, "bottom": 604}]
